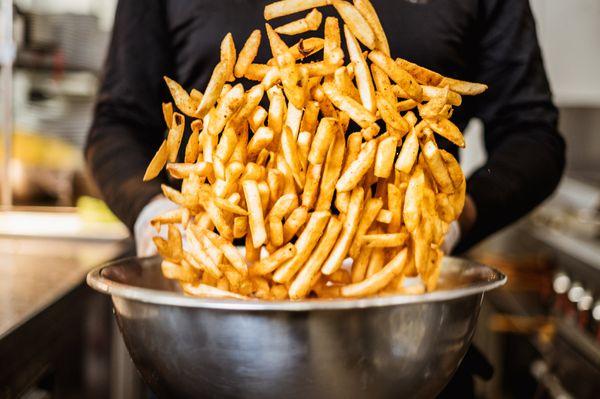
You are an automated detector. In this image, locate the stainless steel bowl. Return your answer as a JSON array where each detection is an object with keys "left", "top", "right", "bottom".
[{"left": 87, "top": 256, "right": 505, "bottom": 399}]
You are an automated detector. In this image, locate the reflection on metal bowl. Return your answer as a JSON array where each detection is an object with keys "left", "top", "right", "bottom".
[{"left": 87, "top": 256, "right": 505, "bottom": 399}]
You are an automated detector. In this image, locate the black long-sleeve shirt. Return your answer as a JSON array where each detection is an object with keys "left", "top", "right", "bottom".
[{"left": 86, "top": 0, "right": 565, "bottom": 251}]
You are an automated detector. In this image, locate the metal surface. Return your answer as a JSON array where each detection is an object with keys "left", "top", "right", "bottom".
[{"left": 88, "top": 256, "right": 505, "bottom": 399}]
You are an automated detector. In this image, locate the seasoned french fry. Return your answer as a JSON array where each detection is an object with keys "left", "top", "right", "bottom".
[
  {"left": 162, "top": 102, "right": 174, "bottom": 128},
  {"left": 348, "top": 197, "right": 383, "bottom": 258},
  {"left": 235, "top": 30, "right": 261, "bottom": 78},
  {"left": 376, "top": 209, "right": 393, "bottom": 224},
  {"left": 403, "top": 165, "right": 424, "bottom": 233},
  {"left": 323, "top": 17, "right": 344, "bottom": 66},
  {"left": 427, "top": 118, "right": 465, "bottom": 148},
  {"left": 143, "top": 140, "right": 168, "bottom": 181},
  {"left": 351, "top": 246, "right": 372, "bottom": 283},
  {"left": 394, "top": 130, "right": 419, "bottom": 174},
  {"left": 183, "top": 282, "right": 247, "bottom": 299},
  {"left": 264, "top": 0, "right": 329, "bottom": 20},
  {"left": 341, "top": 248, "right": 407, "bottom": 297},
  {"left": 353, "top": 0, "right": 389, "bottom": 55},
  {"left": 248, "top": 126, "right": 275, "bottom": 158},
  {"left": 321, "top": 186, "right": 364, "bottom": 275},
  {"left": 283, "top": 205, "right": 309, "bottom": 242},
  {"left": 275, "top": 8, "right": 322, "bottom": 35},
  {"left": 301, "top": 163, "right": 322, "bottom": 209},
  {"left": 281, "top": 126, "right": 306, "bottom": 187},
  {"left": 374, "top": 135, "right": 398, "bottom": 178},
  {"left": 273, "top": 210, "right": 331, "bottom": 283},
  {"left": 322, "top": 81, "right": 377, "bottom": 128},
  {"left": 362, "top": 232, "right": 408, "bottom": 248},
  {"left": 332, "top": 0, "right": 376, "bottom": 49},
  {"left": 366, "top": 247, "right": 385, "bottom": 277},
  {"left": 265, "top": 23, "right": 289, "bottom": 58},
  {"left": 316, "top": 128, "right": 346, "bottom": 210},
  {"left": 343, "top": 25, "right": 376, "bottom": 113},
  {"left": 308, "top": 117, "right": 337, "bottom": 165},
  {"left": 249, "top": 106, "right": 268, "bottom": 133},
  {"left": 376, "top": 93, "right": 409, "bottom": 134},
  {"left": 164, "top": 77, "right": 199, "bottom": 117},
  {"left": 335, "top": 131, "right": 362, "bottom": 212},
  {"left": 439, "top": 77, "right": 488, "bottom": 96},
  {"left": 195, "top": 61, "right": 228, "bottom": 118},
  {"left": 289, "top": 37, "right": 324, "bottom": 59},
  {"left": 289, "top": 216, "right": 343, "bottom": 299},
  {"left": 242, "top": 180, "right": 267, "bottom": 248},
  {"left": 335, "top": 139, "right": 377, "bottom": 192},
  {"left": 368, "top": 51, "right": 422, "bottom": 102},
  {"left": 220, "top": 33, "right": 237, "bottom": 81},
  {"left": 422, "top": 140, "right": 453, "bottom": 193},
  {"left": 166, "top": 113, "right": 185, "bottom": 163},
  {"left": 334, "top": 66, "right": 360, "bottom": 102}
]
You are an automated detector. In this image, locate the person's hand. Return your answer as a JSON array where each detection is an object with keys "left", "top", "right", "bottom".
[
  {"left": 441, "top": 195, "right": 476, "bottom": 254},
  {"left": 134, "top": 195, "right": 179, "bottom": 257}
]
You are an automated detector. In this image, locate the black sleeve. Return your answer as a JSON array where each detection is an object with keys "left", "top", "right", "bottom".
[
  {"left": 85, "top": 0, "right": 172, "bottom": 231},
  {"left": 455, "top": 0, "right": 566, "bottom": 252}
]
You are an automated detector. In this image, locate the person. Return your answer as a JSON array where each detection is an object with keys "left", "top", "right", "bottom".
[{"left": 85, "top": 0, "right": 565, "bottom": 396}]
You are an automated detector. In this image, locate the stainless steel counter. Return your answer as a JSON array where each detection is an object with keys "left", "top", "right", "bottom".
[{"left": 0, "top": 237, "right": 127, "bottom": 340}]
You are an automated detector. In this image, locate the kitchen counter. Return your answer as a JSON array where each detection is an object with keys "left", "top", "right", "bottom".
[{"left": 0, "top": 236, "right": 130, "bottom": 398}]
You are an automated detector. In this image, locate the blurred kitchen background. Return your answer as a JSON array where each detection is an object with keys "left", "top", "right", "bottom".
[{"left": 0, "top": 0, "right": 599, "bottom": 398}]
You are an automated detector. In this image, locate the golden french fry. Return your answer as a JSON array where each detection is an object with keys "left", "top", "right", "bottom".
[
  {"left": 353, "top": 0, "right": 389, "bottom": 55},
  {"left": 308, "top": 117, "right": 337, "bottom": 165},
  {"left": 281, "top": 126, "right": 306, "bottom": 187},
  {"left": 374, "top": 135, "right": 398, "bottom": 178},
  {"left": 343, "top": 25, "right": 376, "bottom": 113},
  {"left": 403, "top": 166, "right": 424, "bottom": 233},
  {"left": 439, "top": 150, "right": 464, "bottom": 189},
  {"left": 265, "top": 23, "right": 289, "bottom": 58},
  {"left": 289, "top": 216, "right": 343, "bottom": 299},
  {"left": 360, "top": 123, "right": 380, "bottom": 140},
  {"left": 422, "top": 140, "right": 453, "bottom": 193},
  {"left": 322, "top": 81, "right": 377, "bottom": 128},
  {"left": 335, "top": 132, "right": 363, "bottom": 212},
  {"left": 316, "top": 128, "right": 346, "bottom": 210},
  {"left": 376, "top": 209, "right": 393, "bottom": 224},
  {"left": 439, "top": 77, "right": 488, "bottom": 96},
  {"left": 182, "top": 282, "right": 247, "bottom": 299},
  {"left": 387, "top": 182, "right": 406, "bottom": 232},
  {"left": 321, "top": 186, "right": 364, "bottom": 275},
  {"left": 244, "top": 63, "right": 270, "bottom": 81},
  {"left": 348, "top": 197, "right": 383, "bottom": 259},
  {"left": 289, "top": 37, "right": 324, "bottom": 59},
  {"left": 323, "top": 17, "right": 344, "bottom": 66},
  {"left": 351, "top": 246, "right": 372, "bottom": 283},
  {"left": 394, "top": 130, "right": 419, "bottom": 174},
  {"left": 242, "top": 180, "right": 267, "bottom": 248},
  {"left": 213, "top": 196, "right": 248, "bottom": 215},
  {"left": 376, "top": 93, "right": 409, "bottom": 134},
  {"left": 186, "top": 229, "right": 222, "bottom": 279},
  {"left": 362, "top": 232, "right": 408, "bottom": 247},
  {"left": 300, "top": 100, "right": 320, "bottom": 135},
  {"left": 335, "top": 139, "right": 377, "bottom": 192},
  {"left": 258, "top": 180, "right": 271, "bottom": 212},
  {"left": 332, "top": 0, "right": 376, "bottom": 49},
  {"left": 283, "top": 205, "right": 309, "bottom": 242},
  {"left": 427, "top": 119, "right": 465, "bottom": 148},
  {"left": 143, "top": 140, "right": 168, "bottom": 181},
  {"left": 230, "top": 84, "right": 265, "bottom": 129},
  {"left": 235, "top": 30, "right": 261, "bottom": 78},
  {"left": 248, "top": 126, "right": 274, "bottom": 158},
  {"left": 233, "top": 216, "right": 248, "bottom": 238},
  {"left": 166, "top": 113, "right": 185, "bottom": 163},
  {"left": 208, "top": 83, "right": 245, "bottom": 136},
  {"left": 195, "top": 61, "right": 228, "bottom": 118},
  {"left": 164, "top": 77, "right": 198, "bottom": 117},
  {"left": 264, "top": 0, "right": 329, "bottom": 20},
  {"left": 366, "top": 247, "right": 385, "bottom": 277},
  {"left": 249, "top": 106, "right": 268, "bottom": 133},
  {"left": 220, "top": 33, "right": 237, "bottom": 81},
  {"left": 422, "top": 85, "right": 462, "bottom": 106},
  {"left": 395, "top": 57, "right": 443, "bottom": 86},
  {"left": 334, "top": 66, "right": 360, "bottom": 102},
  {"left": 273, "top": 210, "right": 330, "bottom": 283},
  {"left": 341, "top": 247, "right": 407, "bottom": 297},
  {"left": 297, "top": 131, "right": 312, "bottom": 171},
  {"left": 162, "top": 102, "right": 174, "bottom": 128},
  {"left": 267, "top": 85, "right": 286, "bottom": 147},
  {"left": 368, "top": 51, "right": 422, "bottom": 102},
  {"left": 275, "top": 8, "right": 322, "bottom": 35},
  {"left": 245, "top": 232, "right": 261, "bottom": 263},
  {"left": 301, "top": 163, "right": 322, "bottom": 209},
  {"left": 250, "top": 244, "right": 297, "bottom": 276}
]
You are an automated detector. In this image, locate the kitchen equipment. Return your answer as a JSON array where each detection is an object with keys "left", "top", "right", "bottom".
[{"left": 87, "top": 256, "right": 505, "bottom": 399}]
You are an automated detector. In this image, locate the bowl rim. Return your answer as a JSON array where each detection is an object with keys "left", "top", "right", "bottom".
[{"left": 87, "top": 256, "right": 506, "bottom": 311}]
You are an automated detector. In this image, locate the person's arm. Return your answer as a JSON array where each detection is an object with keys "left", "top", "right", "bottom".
[
  {"left": 454, "top": 0, "right": 566, "bottom": 252},
  {"left": 85, "top": 0, "right": 172, "bottom": 231}
]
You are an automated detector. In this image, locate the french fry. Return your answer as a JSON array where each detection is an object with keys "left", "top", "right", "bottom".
[
  {"left": 439, "top": 77, "right": 488, "bottom": 96},
  {"left": 332, "top": 0, "right": 376, "bottom": 49},
  {"left": 422, "top": 140, "right": 453, "bottom": 193},
  {"left": 366, "top": 247, "right": 385, "bottom": 277},
  {"left": 335, "top": 139, "right": 377, "bottom": 192},
  {"left": 233, "top": 216, "right": 248, "bottom": 238},
  {"left": 368, "top": 51, "right": 422, "bottom": 102},
  {"left": 300, "top": 100, "right": 320, "bottom": 135},
  {"left": 195, "top": 61, "right": 228, "bottom": 118},
  {"left": 164, "top": 77, "right": 199, "bottom": 117},
  {"left": 235, "top": 30, "right": 261, "bottom": 78},
  {"left": 264, "top": 0, "right": 329, "bottom": 20},
  {"left": 376, "top": 209, "right": 393, "bottom": 224},
  {"left": 376, "top": 93, "right": 409, "bottom": 134},
  {"left": 301, "top": 163, "right": 322, "bottom": 209},
  {"left": 162, "top": 102, "right": 174, "bottom": 128},
  {"left": 244, "top": 63, "right": 271, "bottom": 81},
  {"left": 267, "top": 85, "right": 286, "bottom": 148},
  {"left": 394, "top": 130, "right": 419, "bottom": 174},
  {"left": 348, "top": 197, "right": 383, "bottom": 258},
  {"left": 248, "top": 126, "right": 275, "bottom": 159},
  {"left": 273, "top": 210, "right": 330, "bottom": 283},
  {"left": 308, "top": 117, "right": 337, "bottom": 165},
  {"left": 353, "top": 0, "right": 389, "bottom": 55},
  {"left": 230, "top": 84, "right": 265, "bottom": 128},
  {"left": 427, "top": 118, "right": 465, "bottom": 148},
  {"left": 283, "top": 206, "right": 309, "bottom": 242},
  {"left": 220, "top": 33, "right": 237, "bottom": 81},
  {"left": 395, "top": 57, "right": 443, "bottom": 86},
  {"left": 143, "top": 140, "right": 168, "bottom": 181},
  {"left": 208, "top": 83, "right": 245, "bottom": 136},
  {"left": 289, "top": 216, "right": 343, "bottom": 299},
  {"left": 362, "top": 232, "right": 408, "bottom": 247},
  {"left": 321, "top": 186, "right": 364, "bottom": 275},
  {"left": 281, "top": 126, "right": 306, "bottom": 187},
  {"left": 323, "top": 17, "right": 344, "bottom": 66},
  {"left": 297, "top": 131, "right": 312, "bottom": 171},
  {"left": 322, "top": 81, "right": 377, "bottom": 128},
  {"left": 249, "top": 106, "right": 268, "bottom": 133},
  {"left": 374, "top": 135, "right": 398, "bottom": 178},
  {"left": 316, "top": 128, "right": 346, "bottom": 210},
  {"left": 403, "top": 165, "right": 424, "bottom": 233},
  {"left": 335, "top": 131, "right": 362, "bottom": 212},
  {"left": 182, "top": 282, "right": 248, "bottom": 299},
  {"left": 334, "top": 66, "right": 360, "bottom": 102},
  {"left": 275, "top": 8, "right": 322, "bottom": 35},
  {"left": 265, "top": 23, "right": 289, "bottom": 58},
  {"left": 242, "top": 180, "right": 267, "bottom": 248},
  {"left": 351, "top": 246, "right": 372, "bottom": 283},
  {"left": 289, "top": 37, "right": 324, "bottom": 59},
  {"left": 387, "top": 182, "right": 406, "bottom": 232},
  {"left": 341, "top": 247, "right": 407, "bottom": 297},
  {"left": 200, "top": 228, "right": 248, "bottom": 276},
  {"left": 166, "top": 113, "right": 185, "bottom": 163}
]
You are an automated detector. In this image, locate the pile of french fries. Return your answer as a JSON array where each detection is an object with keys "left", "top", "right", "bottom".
[{"left": 143, "top": 0, "right": 487, "bottom": 300}]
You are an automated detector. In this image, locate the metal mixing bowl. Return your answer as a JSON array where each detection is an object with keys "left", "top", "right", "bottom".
[{"left": 87, "top": 256, "right": 505, "bottom": 399}]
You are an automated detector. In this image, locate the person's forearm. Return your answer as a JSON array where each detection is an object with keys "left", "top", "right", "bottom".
[{"left": 455, "top": 128, "right": 565, "bottom": 252}]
